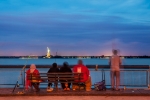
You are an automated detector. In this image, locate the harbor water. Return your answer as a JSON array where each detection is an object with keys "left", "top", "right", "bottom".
[{"left": 0, "top": 58, "right": 150, "bottom": 65}]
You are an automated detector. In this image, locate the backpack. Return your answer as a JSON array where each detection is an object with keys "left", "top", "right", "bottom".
[
  {"left": 94, "top": 69, "right": 106, "bottom": 91},
  {"left": 94, "top": 80, "right": 106, "bottom": 91}
]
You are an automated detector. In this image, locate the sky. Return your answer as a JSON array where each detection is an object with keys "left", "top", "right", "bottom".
[{"left": 0, "top": 0, "right": 150, "bottom": 56}]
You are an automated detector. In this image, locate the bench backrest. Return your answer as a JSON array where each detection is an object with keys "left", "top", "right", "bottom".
[{"left": 27, "top": 72, "right": 84, "bottom": 83}]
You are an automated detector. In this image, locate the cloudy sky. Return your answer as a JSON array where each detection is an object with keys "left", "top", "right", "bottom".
[{"left": 0, "top": 0, "right": 150, "bottom": 56}]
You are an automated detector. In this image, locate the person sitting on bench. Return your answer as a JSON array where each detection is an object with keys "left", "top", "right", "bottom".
[
  {"left": 73, "top": 60, "right": 92, "bottom": 91},
  {"left": 26, "top": 64, "right": 40, "bottom": 92},
  {"left": 60, "top": 62, "right": 72, "bottom": 91},
  {"left": 47, "top": 63, "right": 59, "bottom": 90}
]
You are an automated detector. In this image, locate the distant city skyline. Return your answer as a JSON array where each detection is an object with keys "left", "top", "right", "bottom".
[{"left": 0, "top": 0, "right": 150, "bottom": 56}]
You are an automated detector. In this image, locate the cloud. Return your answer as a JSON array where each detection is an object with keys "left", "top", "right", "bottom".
[{"left": 0, "top": 0, "right": 150, "bottom": 56}]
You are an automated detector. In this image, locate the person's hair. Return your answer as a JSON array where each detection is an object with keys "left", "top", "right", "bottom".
[
  {"left": 112, "top": 49, "right": 118, "bottom": 55},
  {"left": 78, "top": 59, "right": 83, "bottom": 65},
  {"left": 52, "top": 63, "right": 57, "bottom": 68},
  {"left": 63, "top": 62, "right": 68, "bottom": 67},
  {"left": 30, "top": 64, "right": 36, "bottom": 69}
]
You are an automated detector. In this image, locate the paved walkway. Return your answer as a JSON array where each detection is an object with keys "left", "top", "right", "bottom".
[
  {"left": 1, "top": 96, "right": 150, "bottom": 100},
  {"left": 0, "top": 88, "right": 150, "bottom": 100},
  {"left": 0, "top": 88, "right": 150, "bottom": 96}
]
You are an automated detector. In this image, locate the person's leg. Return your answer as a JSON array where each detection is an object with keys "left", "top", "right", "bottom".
[
  {"left": 48, "top": 82, "right": 52, "bottom": 88},
  {"left": 72, "top": 83, "right": 79, "bottom": 90},
  {"left": 116, "top": 71, "right": 120, "bottom": 90},
  {"left": 68, "top": 82, "right": 71, "bottom": 88},
  {"left": 32, "top": 83, "right": 40, "bottom": 92},
  {"left": 85, "top": 76, "right": 92, "bottom": 91},
  {"left": 111, "top": 71, "right": 115, "bottom": 90},
  {"left": 61, "top": 82, "right": 65, "bottom": 89}
]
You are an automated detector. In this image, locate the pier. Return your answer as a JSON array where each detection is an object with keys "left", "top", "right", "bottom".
[{"left": 0, "top": 65, "right": 150, "bottom": 100}]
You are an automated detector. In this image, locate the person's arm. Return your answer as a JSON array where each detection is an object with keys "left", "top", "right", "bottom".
[
  {"left": 57, "top": 68, "right": 60, "bottom": 72},
  {"left": 47, "top": 68, "right": 50, "bottom": 73},
  {"left": 34, "top": 69, "right": 40, "bottom": 77},
  {"left": 86, "top": 67, "right": 90, "bottom": 77},
  {"left": 26, "top": 70, "right": 30, "bottom": 80},
  {"left": 109, "top": 57, "right": 111, "bottom": 66},
  {"left": 119, "top": 57, "right": 122, "bottom": 66},
  {"left": 69, "top": 68, "right": 72, "bottom": 72},
  {"left": 25, "top": 70, "right": 30, "bottom": 90},
  {"left": 73, "top": 66, "right": 76, "bottom": 72}
]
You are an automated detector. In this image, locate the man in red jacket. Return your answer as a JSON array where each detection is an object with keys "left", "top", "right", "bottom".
[{"left": 73, "top": 60, "right": 91, "bottom": 91}]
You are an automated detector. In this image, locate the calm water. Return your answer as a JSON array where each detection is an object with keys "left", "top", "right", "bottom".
[{"left": 0, "top": 58, "right": 150, "bottom": 65}]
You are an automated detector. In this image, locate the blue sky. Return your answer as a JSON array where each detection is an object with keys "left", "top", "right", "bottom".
[{"left": 0, "top": 0, "right": 150, "bottom": 56}]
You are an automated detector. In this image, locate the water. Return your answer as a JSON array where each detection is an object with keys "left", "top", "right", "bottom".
[
  {"left": 0, "top": 58, "right": 150, "bottom": 65},
  {"left": 0, "top": 58, "right": 150, "bottom": 88}
]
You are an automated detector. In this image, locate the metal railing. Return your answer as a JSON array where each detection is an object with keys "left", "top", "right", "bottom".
[
  {"left": 91, "top": 69, "right": 148, "bottom": 87},
  {"left": 0, "top": 65, "right": 150, "bottom": 89}
]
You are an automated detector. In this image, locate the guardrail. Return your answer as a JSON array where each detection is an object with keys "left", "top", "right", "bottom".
[{"left": 0, "top": 65, "right": 149, "bottom": 89}]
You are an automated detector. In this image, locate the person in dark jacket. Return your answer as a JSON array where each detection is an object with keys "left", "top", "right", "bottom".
[
  {"left": 60, "top": 62, "right": 72, "bottom": 90},
  {"left": 47, "top": 63, "right": 59, "bottom": 89}
]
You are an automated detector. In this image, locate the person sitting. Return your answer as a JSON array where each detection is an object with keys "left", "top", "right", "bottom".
[
  {"left": 73, "top": 60, "right": 92, "bottom": 91},
  {"left": 26, "top": 64, "right": 40, "bottom": 92},
  {"left": 60, "top": 62, "right": 72, "bottom": 91},
  {"left": 47, "top": 63, "right": 59, "bottom": 90}
]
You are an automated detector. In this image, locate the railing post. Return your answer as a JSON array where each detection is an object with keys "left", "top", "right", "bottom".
[
  {"left": 23, "top": 68, "right": 25, "bottom": 90},
  {"left": 146, "top": 70, "right": 148, "bottom": 88},
  {"left": 148, "top": 66, "right": 150, "bottom": 89}
]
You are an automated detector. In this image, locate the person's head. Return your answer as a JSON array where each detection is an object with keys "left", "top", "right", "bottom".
[
  {"left": 30, "top": 64, "right": 36, "bottom": 73},
  {"left": 78, "top": 59, "right": 83, "bottom": 65},
  {"left": 112, "top": 49, "right": 118, "bottom": 55},
  {"left": 52, "top": 63, "right": 57, "bottom": 68},
  {"left": 63, "top": 61, "right": 69, "bottom": 67},
  {"left": 30, "top": 64, "right": 36, "bottom": 69}
]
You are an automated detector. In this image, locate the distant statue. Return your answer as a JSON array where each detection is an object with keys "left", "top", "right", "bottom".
[{"left": 46, "top": 47, "right": 50, "bottom": 58}]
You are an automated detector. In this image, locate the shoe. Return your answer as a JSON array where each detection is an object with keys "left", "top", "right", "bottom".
[
  {"left": 66, "top": 88, "right": 70, "bottom": 91},
  {"left": 47, "top": 87, "right": 53, "bottom": 92},
  {"left": 115, "top": 89, "right": 120, "bottom": 91},
  {"left": 35, "top": 88, "right": 40, "bottom": 92},
  {"left": 47, "top": 86, "right": 50, "bottom": 89},
  {"left": 86, "top": 89, "right": 91, "bottom": 91},
  {"left": 111, "top": 88, "right": 115, "bottom": 91}
]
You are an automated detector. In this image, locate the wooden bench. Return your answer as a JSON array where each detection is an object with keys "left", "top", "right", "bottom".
[{"left": 27, "top": 72, "right": 85, "bottom": 90}]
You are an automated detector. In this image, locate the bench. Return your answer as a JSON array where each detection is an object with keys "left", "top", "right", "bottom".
[{"left": 27, "top": 72, "right": 85, "bottom": 90}]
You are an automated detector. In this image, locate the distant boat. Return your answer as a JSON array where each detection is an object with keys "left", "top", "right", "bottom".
[
  {"left": 19, "top": 55, "right": 38, "bottom": 59},
  {"left": 52, "top": 55, "right": 63, "bottom": 58},
  {"left": 52, "top": 51, "right": 63, "bottom": 58}
]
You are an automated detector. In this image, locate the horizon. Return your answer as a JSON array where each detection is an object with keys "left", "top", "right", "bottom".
[{"left": 0, "top": 0, "right": 150, "bottom": 56}]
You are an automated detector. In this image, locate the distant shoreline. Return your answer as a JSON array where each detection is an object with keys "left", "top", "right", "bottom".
[{"left": 0, "top": 55, "right": 150, "bottom": 58}]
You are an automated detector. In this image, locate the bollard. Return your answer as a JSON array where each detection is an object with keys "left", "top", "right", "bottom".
[
  {"left": 95, "top": 65, "right": 98, "bottom": 71},
  {"left": 124, "top": 86, "right": 126, "bottom": 90}
]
